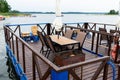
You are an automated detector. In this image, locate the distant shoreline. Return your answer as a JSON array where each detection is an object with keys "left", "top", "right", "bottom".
[
  {"left": 22, "top": 12, "right": 108, "bottom": 15},
  {"left": 21, "top": 12, "right": 119, "bottom": 15},
  {"left": 0, "top": 12, "right": 118, "bottom": 17},
  {"left": 0, "top": 13, "right": 31, "bottom": 17}
]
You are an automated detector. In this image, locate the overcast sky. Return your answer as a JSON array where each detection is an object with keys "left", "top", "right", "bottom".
[{"left": 6, "top": 0, "right": 120, "bottom": 12}]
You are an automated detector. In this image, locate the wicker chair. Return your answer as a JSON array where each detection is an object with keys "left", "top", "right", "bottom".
[
  {"left": 37, "top": 31, "right": 50, "bottom": 57},
  {"left": 64, "top": 29, "right": 74, "bottom": 39},
  {"left": 76, "top": 32, "right": 87, "bottom": 49},
  {"left": 66, "top": 31, "right": 87, "bottom": 50},
  {"left": 45, "top": 35, "right": 85, "bottom": 66},
  {"left": 72, "top": 31, "right": 87, "bottom": 50},
  {"left": 44, "top": 35, "right": 63, "bottom": 58},
  {"left": 45, "top": 35, "right": 58, "bottom": 58}
]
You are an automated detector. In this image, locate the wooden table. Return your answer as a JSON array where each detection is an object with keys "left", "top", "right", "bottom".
[
  {"left": 50, "top": 35, "right": 84, "bottom": 79},
  {"left": 50, "top": 35, "right": 80, "bottom": 46}
]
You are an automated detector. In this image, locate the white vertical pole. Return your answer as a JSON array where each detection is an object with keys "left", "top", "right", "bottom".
[
  {"left": 53, "top": 0, "right": 62, "bottom": 31},
  {"left": 56, "top": 0, "right": 61, "bottom": 17},
  {"left": 116, "top": 1, "right": 120, "bottom": 29},
  {"left": 118, "top": 1, "right": 120, "bottom": 17}
]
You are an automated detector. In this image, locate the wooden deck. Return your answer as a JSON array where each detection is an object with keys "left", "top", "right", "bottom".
[
  {"left": 4, "top": 22, "right": 120, "bottom": 80},
  {"left": 13, "top": 39, "right": 119, "bottom": 80}
]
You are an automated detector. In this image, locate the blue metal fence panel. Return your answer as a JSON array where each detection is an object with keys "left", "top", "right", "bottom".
[
  {"left": 6, "top": 45, "right": 28, "bottom": 80},
  {"left": 51, "top": 69, "right": 68, "bottom": 80}
]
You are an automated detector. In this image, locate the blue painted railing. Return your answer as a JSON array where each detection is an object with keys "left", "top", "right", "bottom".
[
  {"left": 6, "top": 45, "right": 27, "bottom": 80},
  {"left": 5, "top": 22, "right": 85, "bottom": 27}
]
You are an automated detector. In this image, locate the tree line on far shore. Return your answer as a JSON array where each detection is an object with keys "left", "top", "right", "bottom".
[
  {"left": 0, "top": 0, "right": 20, "bottom": 13},
  {"left": 107, "top": 9, "right": 118, "bottom": 15},
  {"left": 0, "top": 0, "right": 30, "bottom": 16},
  {"left": 0, "top": 0, "right": 119, "bottom": 15}
]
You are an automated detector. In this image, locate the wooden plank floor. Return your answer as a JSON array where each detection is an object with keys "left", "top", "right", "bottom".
[{"left": 13, "top": 39, "right": 119, "bottom": 80}]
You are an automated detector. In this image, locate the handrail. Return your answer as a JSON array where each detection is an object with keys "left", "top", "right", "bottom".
[
  {"left": 65, "top": 26, "right": 115, "bottom": 36},
  {"left": 5, "top": 22, "right": 115, "bottom": 27},
  {"left": 85, "top": 22, "right": 116, "bottom": 26},
  {"left": 83, "top": 48, "right": 116, "bottom": 80},
  {"left": 5, "top": 23, "right": 48, "bottom": 26},
  {"left": 4, "top": 26, "right": 58, "bottom": 70},
  {"left": 4, "top": 22, "right": 117, "bottom": 80},
  {"left": 58, "top": 56, "right": 110, "bottom": 71},
  {"left": 4, "top": 26, "right": 110, "bottom": 71}
]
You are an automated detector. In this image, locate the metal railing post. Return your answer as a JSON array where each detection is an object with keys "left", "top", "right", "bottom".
[
  {"left": 32, "top": 52, "right": 36, "bottom": 80},
  {"left": 22, "top": 42, "right": 26, "bottom": 72},
  {"left": 46, "top": 23, "right": 51, "bottom": 35}
]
